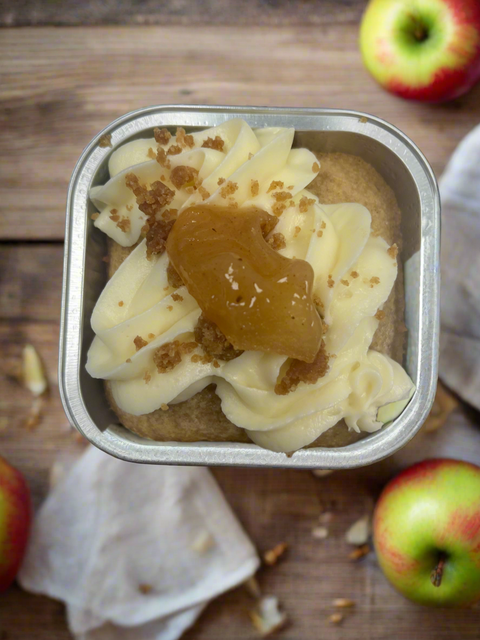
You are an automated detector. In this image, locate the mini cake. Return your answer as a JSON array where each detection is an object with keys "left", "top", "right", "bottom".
[{"left": 86, "top": 119, "right": 414, "bottom": 453}]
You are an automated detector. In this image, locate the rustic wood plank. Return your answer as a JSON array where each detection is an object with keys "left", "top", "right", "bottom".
[
  {"left": 2, "top": 26, "right": 480, "bottom": 240},
  {"left": 1, "top": 243, "right": 480, "bottom": 639},
  {"left": 0, "top": 0, "right": 363, "bottom": 28}
]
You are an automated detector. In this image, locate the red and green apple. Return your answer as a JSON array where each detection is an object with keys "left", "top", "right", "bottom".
[
  {"left": 0, "top": 456, "right": 31, "bottom": 592},
  {"left": 374, "top": 459, "right": 480, "bottom": 607},
  {"left": 360, "top": 0, "right": 480, "bottom": 102}
]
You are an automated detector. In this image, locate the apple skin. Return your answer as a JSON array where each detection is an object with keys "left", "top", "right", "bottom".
[
  {"left": 374, "top": 459, "right": 480, "bottom": 607},
  {"left": 360, "top": 0, "right": 480, "bottom": 102},
  {"left": 0, "top": 456, "right": 31, "bottom": 593}
]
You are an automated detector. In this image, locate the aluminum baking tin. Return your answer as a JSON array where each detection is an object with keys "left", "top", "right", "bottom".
[{"left": 59, "top": 105, "right": 440, "bottom": 468}]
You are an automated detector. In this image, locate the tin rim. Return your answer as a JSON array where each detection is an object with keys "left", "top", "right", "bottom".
[{"left": 59, "top": 105, "right": 440, "bottom": 468}]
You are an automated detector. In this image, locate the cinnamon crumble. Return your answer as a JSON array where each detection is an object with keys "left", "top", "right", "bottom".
[
  {"left": 170, "top": 165, "right": 199, "bottom": 190},
  {"left": 167, "top": 144, "right": 182, "bottom": 156},
  {"left": 194, "top": 314, "right": 243, "bottom": 361},
  {"left": 98, "top": 133, "right": 112, "bottom": 148},
  {"left": 268, "top": 232, "right": 286, "bottom": 251},
  {"left": 202, "top": 135, "right": 225, "bottom": 151},
  {"left": 272, "top": 191, "right": 292, "bottom": 202},
  {"left": 198, "top": 186, "right": 210, "bottom": 201},
  {"left": 147, "top": 147, "right": 156, "bottom": 160},
  {"left": 134, "top": 336, "right": 148, "bottom": 351},
  {"left": 176, "top": 127, "right": 195, "bottom": 148},
  {"left": 299, "top": 196, "right": 316, "bottom": 213},
  {"left": 250, "top": 179, "right": 259, "bottom": 197},
  {"left": 267, "top": 180, "right": 284, "bottom": 193},
  {"left": 146, "top": 219, "right": 176, "bottom": 259},
  {"left": 154, "top": 127, "right": 171, "bottom": 145},
  {"left": 125, "top": 173, "right": 175, "bottom": 218},
  {"left": 387, "top": 244, "right": 398, "bottom": 259},
  {"left": 153, "top": 340, "right": 198, "bottom": 373},
  {"left": 156, "top": 148, "right": 171, "bottom": 169},
  {"left": 275, "top": 341, "right": 329, "bottom": 395},
  {"left": 219, "top": 181, "right": 238, "bottom": 198},
  {"left": 171, "top": 292, "right": 184, "bottom": 302}
]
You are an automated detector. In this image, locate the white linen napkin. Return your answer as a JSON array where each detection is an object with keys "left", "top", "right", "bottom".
[
  {"left": 18, "top": 446, "right": 259, "bottom": 640},
  {"left": 439, "top": 123, "right": 480, "bottom": 410}
]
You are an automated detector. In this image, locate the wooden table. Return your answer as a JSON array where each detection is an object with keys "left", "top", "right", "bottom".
[{"left": 2, "top": 2, "right": 480, "bottom": 638}]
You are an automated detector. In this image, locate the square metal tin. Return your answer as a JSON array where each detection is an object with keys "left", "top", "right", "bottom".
[{"left": 59, "top": 105, "right": 440, "bottom": 468}]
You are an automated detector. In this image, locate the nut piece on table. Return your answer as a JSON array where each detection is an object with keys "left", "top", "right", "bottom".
[
  {"left": 345, "top": 515, "right": 371, "bottom": 546},
  {"left": 250, "top": 595, "right": 288, "bottom": 637},
  {"left": 263, "top": 542, "right": 288, "bottom": 566},
  {"left": 22, "top": 344, "right": 48, "bottom": 396}
]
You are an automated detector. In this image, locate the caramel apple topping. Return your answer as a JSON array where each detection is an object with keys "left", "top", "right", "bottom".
[{"left": 167, "top": 205, "right": 323, "bottom": 362}]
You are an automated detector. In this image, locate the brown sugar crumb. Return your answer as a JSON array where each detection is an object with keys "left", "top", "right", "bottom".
[
  {"left": 317, "top": 230, "right": 323, "bottom": 238},
  {"left": 118, "top": 301, "right": 124, "bottom": 307},
  {"left": 370, "top": 276, "right": 380, "bottom": 286},
  {"left": 143, "top": 371, "right": 151, "bottom": 384},
  {"left": 299, "top": 196, "right": 316, "bottom": 213},
  {"left": 387, "top": 244, "right": 398, "bottom": 259},
  {"left": 312, "top": 161, "right": 320, "bottom": 173},
  {"left": 294, "top": 226, "right": 302, "bottom": 238},
  {"left": 171, "top": 292, "right": 184, "bottom": 302},
  {"left": 148, "top": 333, "right": 155, "bottom": 339},
  {"left": 147, "top": 147, "right": 156, "bottom": 160},
  {"left": 268, "top": 232, "right": 286, "bottom": 251},
  {"left": 375, "top": 309, "right": 386, "bottom": 321},
  {"left": 350, "top": 271, "right": 359, "bottom": 279},
  {"left": 267, "top": 180, "right": 284, "bottom": 193},
  {"left": 219, "top": 181, "right": 238, "bottom": 198},
  {"left": 194, "top": 314, "right": 243, "bottom": 361},
  {"left": 110, "top": 207, "right": 118, "bottom": 217},
  {"left": 126, "top": 204, "right": 133, "bottom": 212},
  {"left": 327, "top": 275, "right": 335, "bottom": 289},
  {"left": 250, "top": 179, "right": 259, "bottom": 197},
  {"left": 154, "top": 127, "right": 172, "bottom": 145},
  {"left": 146, "top": 218, "right": 175, "bottom": 259},
  {"left": 160, "top": 403, "right": 169, "bottom": 411},
  {"left": 167, "top": 144, "right": 182, "bottom": 156},
  {"left": 167, "top": 305, "right": 173, "bottom": 311},
  {"left": 272, "top": 191, "right": 292, "bottom": 202},
  {"left": 134, "top": 336, "right": 148, "bottom": 351},
  {"left": 153, "top": 340, "right": 198, "bottom": 373},
  {"left": 156, "top": 147, "right": 171, "bottom": 169},
  {"left": 176, "top": 127, "right": 195, "bottom": 148},
  {"left": 191, "top": 354, "right": 202, "bottom": 363},
  {"left": 202, "top": 135, "right": 225, "bottom": 151},
  {"left": 272, "top": 202, "right": 287, "bottom": 217},
  {"left": 275, "top": 341, "right": 329, "bottom": 395},
  {"left": 213, "top": 360, "right": 220, "bottom": 369},
  {"left": 170, "top": 165, "right": 199, "bottom": 190},
  {"left": 98, "top": 133, "right": 112, "bottom": 148},
  {"left": 198, "top": 185, "right": 210, "bottom": 201},
  {"left": 217, "top": 177, "right": 226, "bottom": 186},
  {"left": 167, "top": 262, "right": 183, "bottom": 288},
  {"left": 116, "top": 216, "right": 131, "bottom": 233},
  {"left": 340, "top": 279, "right": 349, "bottom": 286},
  {"left": 126, "top": 173, "right": 175, "bottom": 218}
]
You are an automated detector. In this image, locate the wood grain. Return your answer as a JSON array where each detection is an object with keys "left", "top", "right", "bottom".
[
  {"left": 2, "top": 26, "right": 480, "bottom": 240},
  {"left": 1, "top": 0, "right": 363, "bottom": 27},
  {"left": 1, "top": 243, "right": 480, "bottom": 639}
]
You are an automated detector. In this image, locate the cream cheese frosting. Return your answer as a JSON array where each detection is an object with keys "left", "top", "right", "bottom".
[{"left": 86, "top": 119, "right": 415, "bottom": 453}]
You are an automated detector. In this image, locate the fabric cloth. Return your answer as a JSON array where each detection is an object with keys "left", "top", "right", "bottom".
[
  {"left": 439, "top": 123, "right": 480, "bottom": 411},
  {"left": 18, "top": 446, "right": 259, "bottom": 640}
]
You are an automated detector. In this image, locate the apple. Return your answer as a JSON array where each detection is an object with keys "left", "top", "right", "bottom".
[
  {"left": 359, "top": 0, "right": 480, "bottom": 102},
  {"left": 0, "top": 456, "right": 31, "bottom": 592},
  {"left": 374, "top": 459, "right": 480, "bottom": 607}
]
